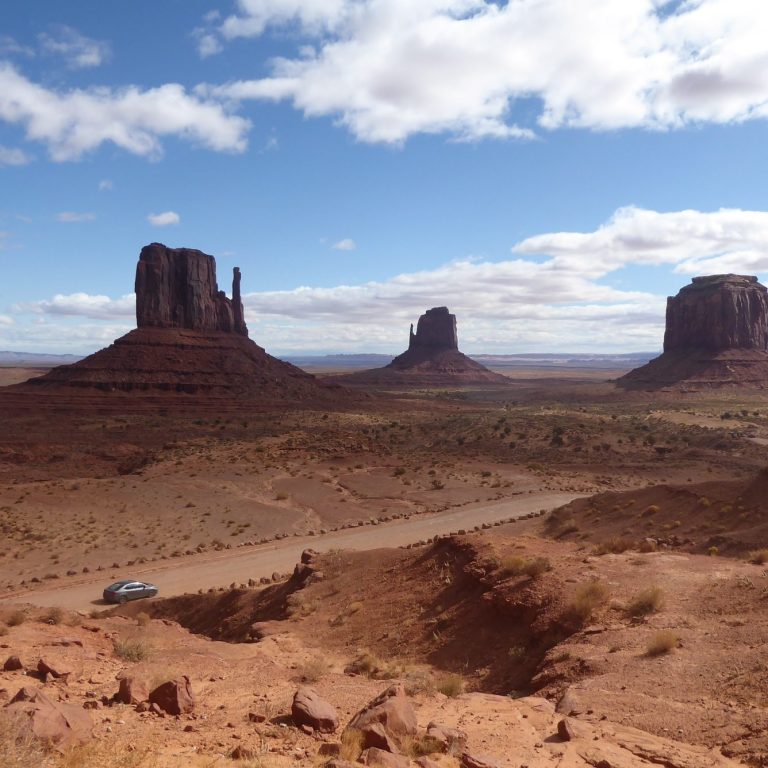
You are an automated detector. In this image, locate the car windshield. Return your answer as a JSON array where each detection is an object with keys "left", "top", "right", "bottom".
[{"left": 107, "top": 581, "right": 132, "bottom": 590}]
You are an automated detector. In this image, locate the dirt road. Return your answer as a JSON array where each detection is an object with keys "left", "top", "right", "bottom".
[{"left": 0, "top": 492, "right": 578, "bottom": 612}]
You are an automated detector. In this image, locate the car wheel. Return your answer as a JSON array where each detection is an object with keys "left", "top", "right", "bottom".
[{"left": 118, "top": 595, "right": 127, "bottom": 604}]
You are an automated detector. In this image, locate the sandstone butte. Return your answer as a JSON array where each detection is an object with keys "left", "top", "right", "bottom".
[
  {"left": 619, "top": 273, "right": 768, "bottom": 389},
  {"left": 14, "top": 243, "right": 337, "bottom": 401},
  {"left": 331, "top": 306, "right": 509, "bottom": 386}
]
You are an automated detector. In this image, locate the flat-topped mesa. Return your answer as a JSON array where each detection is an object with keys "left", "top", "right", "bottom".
[
  {"left": 135, "top": 243, "right": 248, "bottom": 336},
  {"left": 618, "top": 273, "right": 768, "bottom": 389},
  {"left": 408, "top": 306, "right": 458, "bottom": 352},
  {"left": 664, "top": 274, "right": 768, "bottom": 352}
]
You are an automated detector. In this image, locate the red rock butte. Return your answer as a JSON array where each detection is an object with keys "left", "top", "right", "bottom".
[
  {"left": 331, "top": 306, "right": 509, "bottom": 386},
  {"left": 13, "top": 243, "right": 338, "bottom": 402},
  {"left": 619, "top": 274, "right": 768, "bottom": 389}
]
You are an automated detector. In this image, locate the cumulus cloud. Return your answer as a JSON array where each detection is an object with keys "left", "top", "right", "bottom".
[
  {"left": 332, "top": 237, "right": 356, "bottom": 251},
  {"left": 147, "top": 211, "right": 180, "bottom": 227},
  {"left": 0, "top": 145, "right": 30, "bottom": 166},
  {"left": 56, "top": 211, "right": 96, "bottom": 223},
  {"left": 98, "top": 179, "right": 113, "bottom": 191},
  {"left": 14, "top": 293, "right": 135, "bottom": 320},
  {"left": 201, "top": 0, "right": 768, "bottom": 143},
  {"left": 18, "top": 207, "right": 768, "bottom": 353},
  {"left": 39, "top": 25, "right": 110, "bottom": 69},
  {"left": 0, "top": 63, "right": 250, "bottom": 161}
]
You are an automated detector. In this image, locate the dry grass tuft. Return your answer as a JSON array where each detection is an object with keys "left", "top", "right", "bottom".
[
  {"left": 626, "top": 586, "right": 664, "bottom": 617},
  {"left": 749, "top": 549, "right": 768, "bottom": 565},
  {"left": 339, "top": 729, "right": 364, "bottom": 761},
  {"left": 112, "top": 637, "right": 152, "bottom": 662},
  {"left": 6, "top": 609, "right": 27, "bottom": 627},
  {"left": 0, "top": 709, "right": 47, "bottom": 768},
  {"left": 434, "top": 672, "right": 464, "bottom": 698},
  {"left": 645, "top": 630, "right": 679, "bottom": 657},
  {"left": 297, "top": 655, "right": 331, "bottom": 683},
  {"left": 498, "top": 555, "right": 551, "bottom": 579},
  {"left": 565, "top": 580, "right": 611, "bottom": 624}
]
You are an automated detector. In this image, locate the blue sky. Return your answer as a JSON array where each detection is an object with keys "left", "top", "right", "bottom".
[{"left": 3, "top": 0, "right": 768, "bottom": 355}]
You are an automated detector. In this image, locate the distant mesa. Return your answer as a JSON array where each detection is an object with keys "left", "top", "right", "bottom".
[
  {"left": 17, "top": 243, "right": 336, "bottom": 400},
  {"left": 619, "top": 274, "right": 768, "bottom": 389},
  {"left": 331, "top": 306, "right": 508, "bottom": 386}
]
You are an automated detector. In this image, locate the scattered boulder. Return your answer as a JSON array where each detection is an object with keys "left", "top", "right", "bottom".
[
  {"left": 557, "top": 716, "right": 591, "bottom": 741},
  {"left": 461, "top": 752, "right": 500, "bottom": 768},
  {"left": 426, "top": 721, "right": 468, "bottom": 754},
  {"left": 148, "top": 676, "right": 195, "bottom": 715},
  {"left": 37, "top": 657, "right": 73, "bottom": 681},
  {"left": 5, "top": 688, "right": 92, "bottom": 750},
  {"left": 3, "top": 655, "right": 23, "bottom": 671},
  {"left": 346, "top": 684, "right": 417, "bottom": 753},
  {"left": 361, "top": 747, "right": 411, "bottom": 767},
  {"left": 116, "top": 675, "right": 150, "bottom": 706},
  {"left": 9, "top": 686, "right": 40, "bottom": 703},
  {"left": 291, "top": 686, "right": 339, "bottom": 733}
]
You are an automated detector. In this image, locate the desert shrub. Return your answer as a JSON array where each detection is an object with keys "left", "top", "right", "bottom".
[
  {"left": 297, "top": 655, "right": 330, "bottom": 683},
  {"left": 645, "top": 630, "right": 679, "bottom": 656},
  {"left": 592, "top": 537, "right": 633, "bottom": 555},
  {"left": 346, "top": 651, "right": 401, "bottom": 680},
  {"left": 626, "top": 586, "right": 664, "bottom": 617},
  {"left": 498, "top": 556, "right": 551, "bottom": 579},
  {"left": 6, "top": 609, "right": 27, "bottom": 627},
  {"left": 402, "top": 734, "right": 446, "bottom": 757},
  {"left": 274, "top": 492, "right": 288, "bottom": 501},
  {"left": 434, "top": 673, "right": 464, "bottom": 698},
  {"left": 113, "top": 638, "right": 152, "bottom": 662},
  {"left": 565, "top": 580, "right": 610, "bottom": 624},
  {"left": 0, "top": 709, "right": 46, "bottom": 768},
  {"left": 40, "top": 607, "right": 64, "bottom": 625},
  {"left": 642, "top": 505, "right": 660, "bottom": 516},
  {"left": 340, "top": 729, "right": 364, "bottom": 761},
  {"left": 0, "top": 623, "right": 7, "bottom": 637},
  {"left": 392, "top": 467, "right": 406, "bottom": 476},
  {"left": 637, "top": 539, "right": 657, "bottom": 553},
  {"left": 708, "top": 546, "right": 719, "bottom": 556},
  {"left": 749, "top": 549, "right": 768, "bottom": 565}
]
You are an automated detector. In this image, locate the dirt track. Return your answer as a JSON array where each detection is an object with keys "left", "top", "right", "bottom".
[{"left": 0, "top": 491, "right": 578, "bottom": 612}]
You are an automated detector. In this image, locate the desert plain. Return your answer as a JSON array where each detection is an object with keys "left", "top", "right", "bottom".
[{"left": 3, "top": 353, "right": 768, "bottom": 767}]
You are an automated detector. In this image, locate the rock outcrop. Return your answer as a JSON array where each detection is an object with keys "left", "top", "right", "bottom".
[
  {"left": 135, "top": 243, "right": 248, "bottom": 336},
  {"left": 18, "top": 243, "right": 341, "bottom": 402},
  {"left": 619, "top": 274, "right": 768, "bottom": 389},
  {"left": 329, "top": 307, "right": 508, "bottom": 387}
]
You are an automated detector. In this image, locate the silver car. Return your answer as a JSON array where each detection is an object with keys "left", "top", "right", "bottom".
[{"left": 102, "top": 579, "right": 158, "bottom": 604}]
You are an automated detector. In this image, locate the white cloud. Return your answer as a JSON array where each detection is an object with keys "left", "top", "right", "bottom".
[
  {"left": 195, "top": 31, "right": 224, "bottom": 58},
  {"left": 332, "top": 237, "right": 356, "bottom": 251},
  {"left": 0, "top": 315, "right": 13, "bottom": 326},
  {"left": 18, "top": 207, "right": 768, "bottom": 353},
  {"left": 0, "top": 63, "right": 250, "bottom": 161},
  {"left": 202, "top": 0, "right": 768, "bottom": 144},
  {"left": 56, "top": 211, "right": 96, "bottom": 223},
  {"left": 147, "top": 211, "right": 181, "bottom": 227},
  {"left": 14, "top": 293, "right": 135, "bottom": 320},
  {"left": 39, "top": 25, "right": 111, "bottom": 69},
  {"left": 0, "top": 145, "right": 30, "bottom": 166},
  {"left": 98, "top": 179, "right": 113, "bottom": 191},
  {"left": 0, "top": 35, "right": 34, "bottom": 58}
]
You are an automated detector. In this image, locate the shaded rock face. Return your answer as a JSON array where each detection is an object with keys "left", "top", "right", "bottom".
[
  {"left": 409, "top": 307, "right": 458, "bottom": 352},
  {"left": 135, "top": 243, "right": 248, "bottom": 336},
  {"left": 664, "top": 274, "right": 768, "bottom": 352}
]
